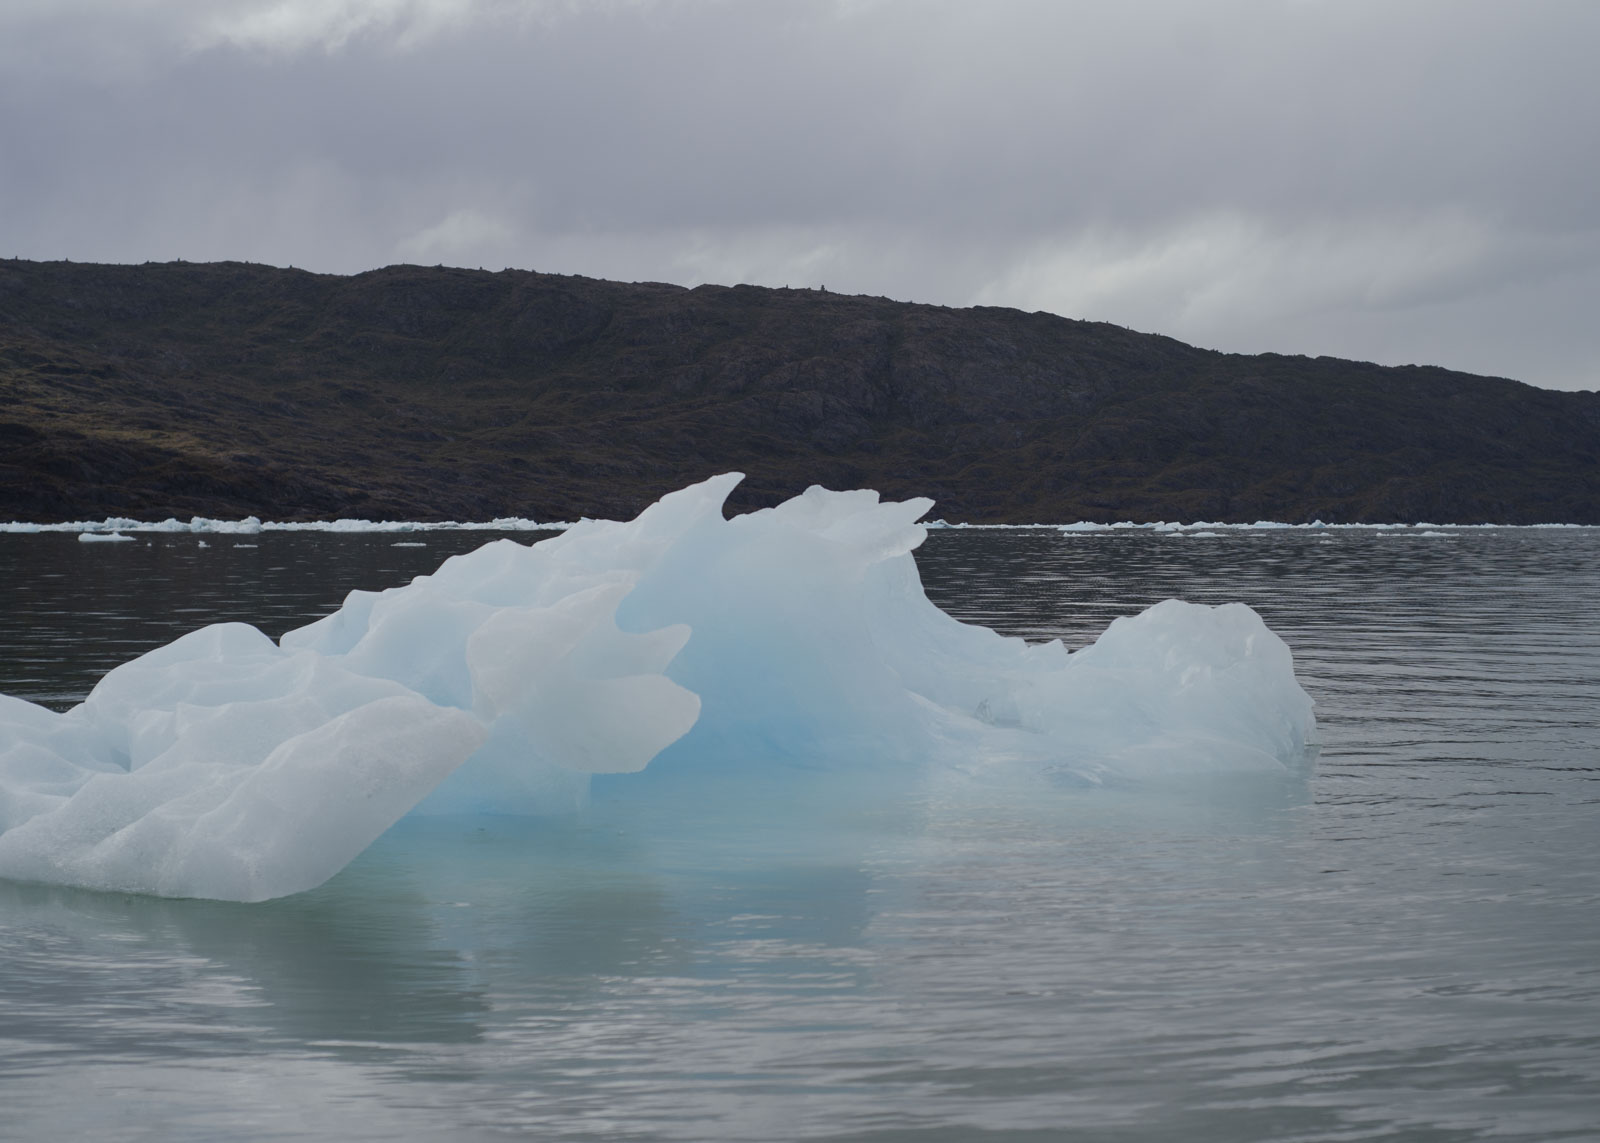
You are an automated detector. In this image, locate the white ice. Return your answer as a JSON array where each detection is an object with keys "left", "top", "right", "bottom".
[
  {"left": 3, "top": 515, "right": 558, "bottom": 535},
  {"left": 0, "top": 474, "right": 1316, "bottom": 902}
]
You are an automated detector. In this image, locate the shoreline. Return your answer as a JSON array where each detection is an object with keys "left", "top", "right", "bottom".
[{"left": 4, "top": 517, "right": 1596, "bottom": 535}]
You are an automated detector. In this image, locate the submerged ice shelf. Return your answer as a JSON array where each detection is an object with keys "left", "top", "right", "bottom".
[{"left": 0, "top": 475, "right": 1316, "bottom": 902}]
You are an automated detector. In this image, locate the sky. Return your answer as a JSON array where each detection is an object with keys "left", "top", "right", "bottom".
[{"left": 2, "top": 0, "right": 1596, "bottom": 391}]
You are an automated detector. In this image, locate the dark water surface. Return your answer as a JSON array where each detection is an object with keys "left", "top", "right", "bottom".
[{"left": 1, "top": 527, "right": 1597, "bottom": 1141}]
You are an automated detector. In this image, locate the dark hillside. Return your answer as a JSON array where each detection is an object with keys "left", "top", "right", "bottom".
[{"left": 2, "top": 259, "right": 1596, "bottom": 522}]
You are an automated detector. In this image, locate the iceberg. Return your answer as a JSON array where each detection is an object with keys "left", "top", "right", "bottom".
[{"left": 0, "top": 474, "right": 1316, "bottom": 902}]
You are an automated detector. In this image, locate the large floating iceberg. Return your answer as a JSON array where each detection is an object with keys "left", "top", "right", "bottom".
[{"left": 0, "top": 474, "right": 1315, "bottom": 902}]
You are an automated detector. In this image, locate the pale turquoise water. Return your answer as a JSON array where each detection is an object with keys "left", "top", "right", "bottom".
[{"left": 1, "top": 528, "right": 1597, "bottom": 1141}]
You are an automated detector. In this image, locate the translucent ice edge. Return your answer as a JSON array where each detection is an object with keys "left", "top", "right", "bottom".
[{"left": 0, "top": 474, "right": 1318, "bottom": 903}]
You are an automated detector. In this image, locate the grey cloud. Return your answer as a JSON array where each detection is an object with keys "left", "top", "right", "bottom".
[{"left": 1, "top": 0, "right": 1595, "bottom": 389}]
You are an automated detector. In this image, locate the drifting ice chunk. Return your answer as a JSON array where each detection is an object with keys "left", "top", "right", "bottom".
[
  {"left": 0, "top": 473, "right": 1316, "bottom": 901},
  {"left": 1034, "top": 598, "right": 1315, "bottom": 777}
]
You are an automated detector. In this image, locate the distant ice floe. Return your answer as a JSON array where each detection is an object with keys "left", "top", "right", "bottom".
[
  {"left": 76, "top": 531, "right": 135, "bottom": 543},
  {"left": 3, "top": 515, "right": 565, "bottom": 535},
  {"left": 0, "top": 474, "right": 1323, "bottom": 902},
  {"left": 924, "top": 520, "right": 1593, "bottom": 532},
  {"left": 10, "top": 516, "right": 1592, "bottom": 537},
  {"left": 1053, "top": 522, "right": 1593, "bottom": 533}
]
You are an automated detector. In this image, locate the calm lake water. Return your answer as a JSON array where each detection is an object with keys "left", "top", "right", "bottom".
[{"left": 1, "top": 526, "right": 1597, "bottom": 1141}]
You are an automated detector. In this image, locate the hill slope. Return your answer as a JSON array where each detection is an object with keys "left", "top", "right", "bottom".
[{"left": 2, "top": 259, "right": 1597, "bottom": 523}]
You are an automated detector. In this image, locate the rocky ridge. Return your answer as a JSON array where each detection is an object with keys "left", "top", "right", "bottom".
[{"left": 2, "top": 259, "right": 1596, "bottom": 523}]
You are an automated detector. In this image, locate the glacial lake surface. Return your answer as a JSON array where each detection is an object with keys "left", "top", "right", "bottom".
[{"left": 1, "top": 526, "right": 1597, "bottom": 1141}]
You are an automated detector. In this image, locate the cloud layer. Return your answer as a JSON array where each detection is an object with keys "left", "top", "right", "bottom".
[{"left": 2, "top": 0, "right": 1595, "bottom": 389}]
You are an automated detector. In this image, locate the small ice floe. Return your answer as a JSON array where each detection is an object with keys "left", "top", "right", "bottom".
[{"left": 78, "top": 532, "right": 134, "bottom": 543}]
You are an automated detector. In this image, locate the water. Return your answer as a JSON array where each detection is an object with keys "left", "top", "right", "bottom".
[{"left": 2, "top": 527, "right": 1598, "bottom": 1141}]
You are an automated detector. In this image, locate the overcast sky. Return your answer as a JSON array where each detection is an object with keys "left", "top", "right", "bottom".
[{"left": 2, "top": 0, "right": 1596, "bottom": 390}]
